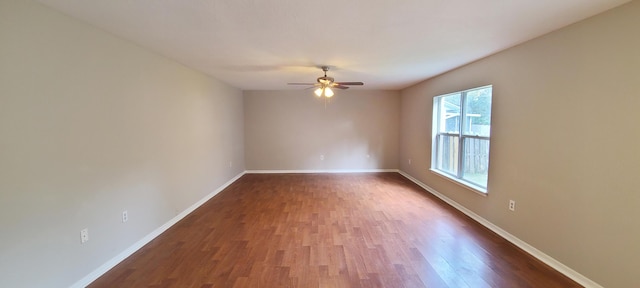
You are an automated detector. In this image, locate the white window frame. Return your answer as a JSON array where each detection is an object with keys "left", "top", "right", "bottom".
[{"left": 431, "top": 85, "right": 492, "bottom": 194}]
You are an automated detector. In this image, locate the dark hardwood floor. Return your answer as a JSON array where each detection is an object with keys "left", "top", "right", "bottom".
[{"left": 89, "top": 173, "right": 581, "bottom": 287}]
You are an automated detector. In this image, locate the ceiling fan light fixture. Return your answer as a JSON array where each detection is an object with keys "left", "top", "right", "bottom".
[
  {"left": 324, "top": 87, "right": 334, "bottom": 97},
  {"left": 314, "top": 87, "right": 323, "bottom": 97}
]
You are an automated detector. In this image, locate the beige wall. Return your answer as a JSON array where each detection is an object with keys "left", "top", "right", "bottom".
[
  {"left": 399, "top": 2, "right": 640, "bottom": 287},
  {"left": 244, "top": 90, "right": 399, "bottom": 171},
  {"left": 0, "top": 1, "right": 244, "bottom": 287}
]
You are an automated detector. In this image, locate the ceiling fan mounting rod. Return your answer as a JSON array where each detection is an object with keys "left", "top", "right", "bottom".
[{"left": 321, "top": 65, "right": 329, "bottom": 77}]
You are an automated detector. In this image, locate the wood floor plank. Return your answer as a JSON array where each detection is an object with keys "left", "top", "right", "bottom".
[{"left": 88, "top": 173, "right": 581, "bottom": 287}]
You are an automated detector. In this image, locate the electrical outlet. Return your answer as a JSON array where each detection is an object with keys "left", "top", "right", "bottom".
[
  {"left": 509, "top": 200, "right": 516, "bottom": 211},
  {"left": 229, "top": 161, "right": 233, "bottom": 168},
  {"left": 320, "top": 154, "right": 324, "bottom": 161},
  {"left": 80, "top": 228, "right": 89, "bottom": 243},
  {"left": 122, "top": 210, "right": 128, "bottom": 223},
  {"left": 408, "top": 159, "right": 412, "bottom": 165}
]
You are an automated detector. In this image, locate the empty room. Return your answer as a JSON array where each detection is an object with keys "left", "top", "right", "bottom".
[{"left": 1, "top": 0, "right": 638, "bottom": 287}]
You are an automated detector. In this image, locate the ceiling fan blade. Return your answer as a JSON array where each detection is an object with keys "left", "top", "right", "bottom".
[
  {"left": 287, "top": 83, "right": 316, "bottom": 85},
  {"left": 333, "top": 85, "right": 350, "bottom": 90},
  {"left": 335, "top": 82, "right": 364, "bottom": 86}
]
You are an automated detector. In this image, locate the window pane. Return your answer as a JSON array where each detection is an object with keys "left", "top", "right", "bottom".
[
  {"left": 436, "top": 134, "right": 459, "bottom": 175},
  {"left": 463, "top": 87, "right": 492, "bottom": 137},
  {"left": 438, "top": 93, "right": 461, "bottom": 133},
  {"left": 462, "top": 137, "right": 490, "bottom": 188}
]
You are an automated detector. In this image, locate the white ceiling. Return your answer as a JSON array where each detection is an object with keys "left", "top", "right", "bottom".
[{"left": 37, "top": 0, "right": 629, "bottom": 90}]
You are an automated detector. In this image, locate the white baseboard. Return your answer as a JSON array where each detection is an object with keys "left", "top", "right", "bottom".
[
  {"left": 246, "top": 169, "right": 399, "bottom": 174},
  {"left": 70, "top": 171, "right": 246, "bottom": 288},
  {"left": 397, "top": 170, "right": 603, "bottom": 288}
]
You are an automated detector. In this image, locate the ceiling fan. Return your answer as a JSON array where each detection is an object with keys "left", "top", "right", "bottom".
[{"left": 287, "top": 66, "right": 364, "bottom": 98}]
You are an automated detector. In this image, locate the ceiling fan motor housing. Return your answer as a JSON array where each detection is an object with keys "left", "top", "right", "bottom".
[{"left": 317, "top": 76, "right": 334, "bottom": 84}]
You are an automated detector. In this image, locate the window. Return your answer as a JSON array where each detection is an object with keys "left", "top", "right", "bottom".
[{"left": 431, "top": 85, "right": 492, "bottom": 192}]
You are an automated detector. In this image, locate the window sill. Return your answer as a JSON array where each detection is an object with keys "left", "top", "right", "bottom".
[{"left": 429, "top": 169, "right": 488, "bottom": 196}]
